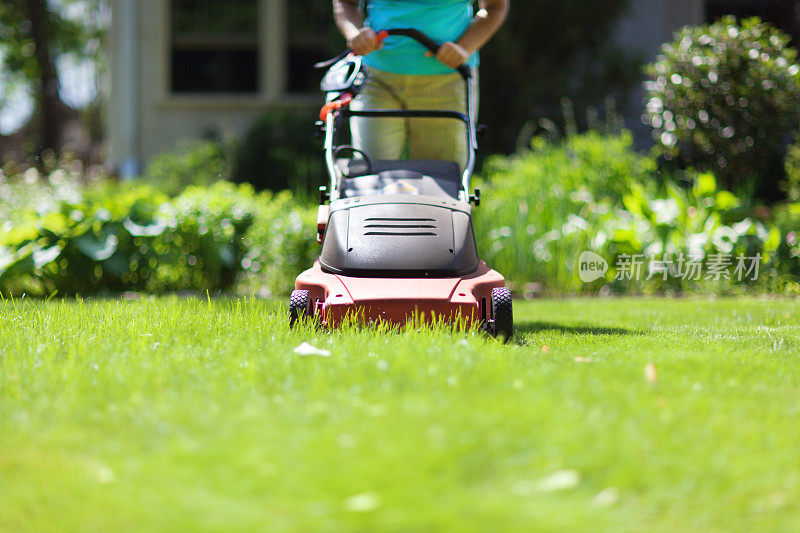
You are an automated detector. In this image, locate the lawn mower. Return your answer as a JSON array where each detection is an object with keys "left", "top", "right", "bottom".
[{"left": 290, "top": 28, "right": 512, "bottom": 340}]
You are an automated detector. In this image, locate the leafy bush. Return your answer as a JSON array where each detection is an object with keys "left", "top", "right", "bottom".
[
  {"left": 154, "top": 182, "right": 258, "bottom": 292},
  {"left": 6, "top": 128, "right": 799, "bottom": 299},
  {"left": 772, "top": 203, "right": 800, "bottom": 288},
  {"left": 476, "top": 132, "right": 782, "bottom": 295},
  {"left": 645, "top": 16, "right": 800, "bottom": 199},
  {"left": 233, "top": 107, "right": 323, "bottom": 194},
  {"left": 143, "top": 138, "right": 232, "bottom": 196},
  {"left": 605, "top": 172, "right": 780, "bottom": 293},
  {"left": 1, "top": 182, "right": 171, "bottom": 295},
  {"left": 239, "top": 191, "right": 317, "bottom": 297},
  {"left": 0, "top": 172, "right": 318, "bottom": 297},
  {"left": 475, "top": 131, "right": 655, "bottom": 294}
]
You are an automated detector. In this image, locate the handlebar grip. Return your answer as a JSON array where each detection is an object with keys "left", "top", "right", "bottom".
[
  {"left": 385, "top": 28, "right": 439, "bottom": 54},
  {"left": 384, "top": 28, "right": 472, "bottom": 80}
]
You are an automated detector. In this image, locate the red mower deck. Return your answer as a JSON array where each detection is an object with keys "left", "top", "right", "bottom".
[{"left": 295, "top": 260, "right": 505, "bottom": 327}]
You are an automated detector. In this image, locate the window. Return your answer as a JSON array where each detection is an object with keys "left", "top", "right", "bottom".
[
  {"left": 286, "top": 0, "right": 342, "bottom": 94},
  {"left": 170, "top": 0, "right": 259, "bottom": 94}
]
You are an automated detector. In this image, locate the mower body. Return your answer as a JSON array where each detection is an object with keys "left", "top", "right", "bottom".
[{"left": 296, "top": 181, "right": 506, "bottom": 326}]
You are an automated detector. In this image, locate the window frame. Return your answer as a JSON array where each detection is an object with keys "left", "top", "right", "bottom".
[{"left": 158, "top": 0, "right": 320, "bottom": 109}]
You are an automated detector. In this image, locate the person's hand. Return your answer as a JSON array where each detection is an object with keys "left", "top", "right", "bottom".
[
  {"left": 426, "top": 41, "right": 470, "bottom": 69},
  {"left": 347, "top": 27, "right": 383, "bottom": 56}
]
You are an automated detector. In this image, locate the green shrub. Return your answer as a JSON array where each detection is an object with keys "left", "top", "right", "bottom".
[
  {"left": 143, "top": 138, "right": 232, "bottom": 196},
  {"left": 233, "top": 107, "right": 322, "bottom": 194},
  {"left": 0, "top": 171, "right": 319, "bottom": 296},
  {"left": 645, "top": 16, "right": 800, "bottom": 199},
  {"left": 0, "top": 182, "right": 171, "bottom": 295},
  {"left": 153, "top": 182, "right": 258, "bottom": 292},
  {"left": 772, "top": 203, "right": 800, "bottom": 287},
  {"left": 476, "top": 131, "right": 781, "bottom": 295},
  {"left": 475, "top": 131, "right": 655, "bottom": 294},
  {"left": 605, "top": 172, "right": 780, "bottom": 293},
  {"left": 238, "top": 191, "right": 317, "bottom": 297}
]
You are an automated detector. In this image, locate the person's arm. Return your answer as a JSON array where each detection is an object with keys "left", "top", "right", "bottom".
[
  {"left": 332, "top": 0, "right": 383, "bottom": 56},
  {"left": 431, "top": 0, "right": 509, "bottom": 69}
]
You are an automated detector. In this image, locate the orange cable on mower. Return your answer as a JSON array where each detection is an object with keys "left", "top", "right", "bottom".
[{"left": 319, "top": 93, "right": 354, "bottom": 121}]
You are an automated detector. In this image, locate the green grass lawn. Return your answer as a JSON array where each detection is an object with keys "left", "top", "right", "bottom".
[{"left": 2, "top": 297, "right": 799, "bottom": 532}]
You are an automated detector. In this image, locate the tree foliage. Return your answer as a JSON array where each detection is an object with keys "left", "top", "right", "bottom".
[
  {"left": 0, "top": 0, "right": 106, "bottom": 155},
  {"left": 645, "top": 16, "right": 800, "bottom": 200}
]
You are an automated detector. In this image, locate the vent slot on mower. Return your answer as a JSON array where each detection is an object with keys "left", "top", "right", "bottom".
[{"left": 363, "top": 217, "right": 439, "bottom": 236}]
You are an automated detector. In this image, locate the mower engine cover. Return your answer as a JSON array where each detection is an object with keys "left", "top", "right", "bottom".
[{"left": 319, "top": 195, "right": 479, "bottom": 277}]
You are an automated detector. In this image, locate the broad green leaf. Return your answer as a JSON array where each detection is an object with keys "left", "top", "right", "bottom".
[
  {"left": 0, "top": 242, "right": 36, "bottom": 280},
  {"left": 76, "top": 233, "right": 119, "bottom": 261},
  {"left": 124, "top": 218, "right": 166, "bottom": 237},
  {"left": 32, "top": 245, "right": 62, "bottom": 269},
  {"left": 0, "top": 223, "right": 38, "bottom": 246},
  {"left": 715, "top": 190, "right": 740, "bottom": 211},
  {"left": 763, "top": 225, "right": 781, "bottom": 252},
  {"left": 37, "top": 212, "right": 72, "bottom": 235},
  {"left": 693, "top": 173, "right": 717, "bottom": 197}
]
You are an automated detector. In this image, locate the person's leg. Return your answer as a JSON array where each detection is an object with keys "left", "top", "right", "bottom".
[
  {"left": 350, "top": 67, "right": 406, "bottom": 162},
  {"left": 404, "top": 72, "right": 468, "bottom": 170}
]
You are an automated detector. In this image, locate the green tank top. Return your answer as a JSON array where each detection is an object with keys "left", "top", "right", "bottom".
[{"left": 363, "top": 0, "right": 478, "bottom": 75}]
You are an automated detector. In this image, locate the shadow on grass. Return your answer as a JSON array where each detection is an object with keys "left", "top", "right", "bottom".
[{"left": 514, "top": 321, "right": 638, "bottom": 344}]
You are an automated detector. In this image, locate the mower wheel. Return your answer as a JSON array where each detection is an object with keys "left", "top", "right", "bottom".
[
  {"left": 289, "top": 289, "right": 311, "bottom": 328},
  {"left": 491, "top": 287, "right": 513, "bottom": 342}
]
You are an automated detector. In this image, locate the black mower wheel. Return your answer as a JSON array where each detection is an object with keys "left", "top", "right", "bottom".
[
  {"left": 289, "top": 290, "right": 311, "bottom": 328},
  {"left": 491, "top": 287, "right": 513, "bottom": 342}
]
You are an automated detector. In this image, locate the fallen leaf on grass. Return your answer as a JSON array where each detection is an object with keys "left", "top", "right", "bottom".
[
  {"left": 337, "top": 433, "right": 356, "bottom": 448},
  {"left": 541, "top": 345, "right": 550, "bottom": 353},
  {"left": 86, "top": 459, "right": 116, "bottom": 484},
  {"left": 574, "top": 356, "right": 592, "bottom": 364},
  {"left": 766, "top": 491, "right": 788, "bottom": 509},
  {"left": 593, "top": 487, "right": 619, "bottom": 507},
  {"left": 343, "top": 492, "right": 381, "bottom": 512},
  {"left": 645, "top": 362, "right": 658, "bottom": 384},
  {"left": 293, "top": 342, "right": 331, "bottom": 357},
  {"left": 534, "top": 469, "right": 581, "bottom": 492}
]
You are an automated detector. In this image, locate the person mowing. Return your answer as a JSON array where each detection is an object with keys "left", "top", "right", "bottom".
[{"left": 332, "top": 0, "right": 509, "bottom": 171}]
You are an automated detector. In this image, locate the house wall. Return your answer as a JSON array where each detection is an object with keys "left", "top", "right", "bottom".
[
  {"left": 108, "top": 0, "right": 315, "bottom": 176},
  {"left": 616, "top": 0, "right": 704, "bottom": 57},
  {"left": 613, "top": 0, "right": 705, "bottom": 147}
]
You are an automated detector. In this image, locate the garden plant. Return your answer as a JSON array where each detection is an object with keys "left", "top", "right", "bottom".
[{"left": 644, "top": 17, "right": 800, "bottom": 199}]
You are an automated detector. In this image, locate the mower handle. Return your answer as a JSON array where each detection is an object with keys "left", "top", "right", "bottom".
[
  {"left": 382, "top": 29, "right": 472, "bottom": 80},
  {"left": 315, "top": 29, "right": 472, "bottom": 80}
]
